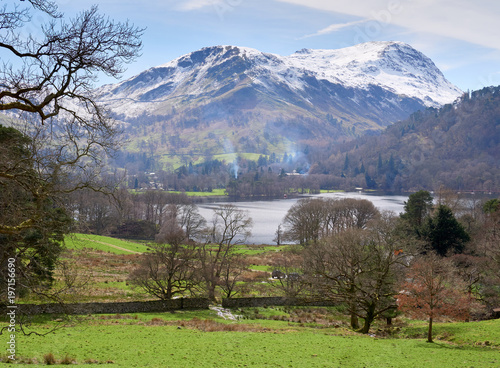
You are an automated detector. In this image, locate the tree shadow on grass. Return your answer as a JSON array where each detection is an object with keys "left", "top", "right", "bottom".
[{"left": 415, "top": 340, "right": 495, "bottom": 352}]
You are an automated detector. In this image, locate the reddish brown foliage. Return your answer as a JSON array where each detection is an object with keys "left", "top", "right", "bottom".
[{"left": 397, "top": 254, "right": 477, "bottom": 342}]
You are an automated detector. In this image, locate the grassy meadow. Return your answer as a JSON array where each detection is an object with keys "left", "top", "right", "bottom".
[
  {"left": 3, "top": 310, "right": 499, "bottom": 367},
  {"left": 1, "top": 234, "right": 499, "bottom": 367},
  {"left": 64, "top": 233, "right": 151, "bottom": 254}
]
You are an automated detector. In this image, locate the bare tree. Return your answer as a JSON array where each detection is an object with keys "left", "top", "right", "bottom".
[
  {"left": 397, "top": 253, "right": 477, "bottom": 342},
  {"left": 129, "top": 243, "right": 199, "bottom": 300},
  {"left": 129, "top": 219, "right": 199, "bottom": 300},
  {"left": 198, "top": 204, "right": 252, "bottom": 301},
  {"left": 282, "top": 198, "right": 327, "bottom": 246},
  {"left": 305, "top": 213, "right": 408, "bottom": 333},
  {"left": 141, "top": 191, "right": 193, "bottom": 227},
  {"left": 273, "top": 224, "right": 283, "bottom": 245},
  {"left": 306, "top": 228, "right": 366, "bottom": 330},
  {"left": 469, "top": 201, "right": 500, "bottom": 309},
  {"left": 177, "top": 203, "right": 207, "bottom": 242},
  {"left": 68, "top": 189, "right": 117, "bottom": 234},
  {"left": 0, "top": 0, "right": 143, "bottom": 306},
  {"left": 282, "top": 197, "right": 379, "bottom": 246},
  {"left": 218, "top": 254, "right": 247, "bottom": 299},
  {"left": 0, "top": 2, "right": 143, "bottom": 122},
  {"left": 0, "top": 0, "right": 143, "bottom": 234},
  {"left": 268, "top": 251, "right": 306, "bottom": 297},
  {"left": 155, "top": 216, "right": 187, "bottom": 247}
]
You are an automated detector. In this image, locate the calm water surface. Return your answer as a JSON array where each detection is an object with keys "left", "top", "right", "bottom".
[{"left": 198, "top": 192, "right": 408, "bottom": 245}]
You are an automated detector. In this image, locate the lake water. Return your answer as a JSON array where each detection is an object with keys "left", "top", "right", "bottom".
[{"left": 197, "top": 192, "right": 408, "bottom": 245}]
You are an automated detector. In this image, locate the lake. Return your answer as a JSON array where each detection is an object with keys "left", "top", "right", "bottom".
[{"left": 197, "top": 192, "right": 408, "bottom": 245}]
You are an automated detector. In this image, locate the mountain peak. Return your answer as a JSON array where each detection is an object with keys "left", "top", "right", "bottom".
[
  {"left": 96, "top": 41, "right": 464, "bottom": 168},
  {"left": 98, "top": 41, "right": 461, "bottom": 123},
  {"left": 285, "top": 41, "right": 461, "bottom": 106},
  {"left": 158, "top": 45, "right": 266, "bottom": 70}
]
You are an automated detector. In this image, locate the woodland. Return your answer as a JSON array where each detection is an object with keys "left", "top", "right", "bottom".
[{"left": 113, "top": 87, "right": 500, "bottom": 196}]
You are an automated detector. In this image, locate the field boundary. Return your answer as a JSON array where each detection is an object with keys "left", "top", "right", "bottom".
[
  {"left": 1, "top": 297, "right": 339, "bottom": 316},
  {"left": 0, "top": 298, "right": 209, "bottom": 315}
]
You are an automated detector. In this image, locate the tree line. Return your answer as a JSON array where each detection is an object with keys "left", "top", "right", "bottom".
[
  {"left": 305, "top": 88, "right": 500, "bottom": 192},
  {"left": 115, "top": 85, "right": 500, "bottom": 196}
]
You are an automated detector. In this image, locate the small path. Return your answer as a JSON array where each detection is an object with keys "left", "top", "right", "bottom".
[
  {"left": 210, "top": 305, "right": 242, "bottom": 321},
  {"left": 88, "top": 239, "right": 141, "bottom": 254}
]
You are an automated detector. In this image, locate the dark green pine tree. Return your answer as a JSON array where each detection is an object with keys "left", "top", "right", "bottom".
[
  {"left": 425, "top": 205, "right": 470, "bottom": 256},
  {"left": 483, "top": 198, "right": 500, "bottom": 213},
  {"left": 377, "top": 153, "right": 383, "bottom": 173},
  {"left": 0, "top": 126, "right": 72, "bottom": 295},
  {"left": 400, "top": 190, "right": 434, "bottom": 231},
  {"left": 343, "top": 153, "right": 349, "bottom": 172}
]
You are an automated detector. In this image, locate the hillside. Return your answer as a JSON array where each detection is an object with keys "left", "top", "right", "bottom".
[
  {"left": 313, "top": 86, "right": 500, "bottom": 192},
  {"left": 97, "top": 41, "right": 461, "bottom": 170}
]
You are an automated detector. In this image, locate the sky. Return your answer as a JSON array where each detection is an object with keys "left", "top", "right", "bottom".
[{"left": 53, "top": 0, "right": 500, "bottom": 92}]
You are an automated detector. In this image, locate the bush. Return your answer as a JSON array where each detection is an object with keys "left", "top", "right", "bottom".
[
  {"left": 60, "top": 353, "right": 75, "bottom": 365},
  {"left": 43, "top": 353, "right": 56, "bottom": 365}
]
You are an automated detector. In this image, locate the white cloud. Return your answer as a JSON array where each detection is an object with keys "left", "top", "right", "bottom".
[
  {"left": 276, "top": 0, "right": 500, "bottom": 51},
  {"left": 177, "top": 0, "right": 225, "bottom": 11},
  {"left": 299, "top": 19, "right": 368, "bottom": 39}
]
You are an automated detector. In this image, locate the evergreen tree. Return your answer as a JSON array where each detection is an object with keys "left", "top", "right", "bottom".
[
  {"left": 424, "top": 205, "right": 470, "bottom": 256},
  {"left": 483, "top": 198, "right": 500, "bottom": 214},
  {"left": 400, "top": 190, "right": 433, "bottom": 233},
  {"left": 377, "top": 153, "right": 383, "bottom": 173},
  {"left": 0, "top": 126, "right": 72, "bottom": 296},
  {"left": 343, "top": 153, "right": 349, "bottom": 172}
]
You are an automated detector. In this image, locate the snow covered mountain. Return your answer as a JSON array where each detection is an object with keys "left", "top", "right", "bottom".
[
  {"left": 97, "top": 41, "right": 462, "bottom": 164},
  {"left": 287, "top": 42, "right": 460, "bottom": 107}
]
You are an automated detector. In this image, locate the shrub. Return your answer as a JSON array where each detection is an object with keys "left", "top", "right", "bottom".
[
  {"left": 60, "top": 354, "right": 76, "bottom": 365},
  {"left": 43, "top": 353, "right": 56, "bottom": 365}
]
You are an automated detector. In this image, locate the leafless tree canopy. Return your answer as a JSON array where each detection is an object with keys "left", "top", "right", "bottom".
[
  {"left": 128, "top": 242, "right": 200, "bottom": 300},
  {"left": 282, "top": 197, "right": 380, "bottom": 246},
  {"left": 199, "top": 204, "right": 253, "bottom": 301},
  {"left": 0, "top": 2, "right": 143, "bottom": 122},
  {"left": 0, "top": 0, "right": 143, "bottom": 231},
  {"left": 0, "top": 0, "right": 143, "bottom": 305},
  {"left": 304, "top": 213, "right": 410, "bottom": 333}
]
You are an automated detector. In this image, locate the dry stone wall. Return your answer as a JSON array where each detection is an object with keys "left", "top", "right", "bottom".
[
  {"left": 0, "top": 298, "right": 209, "bottom": 316},
  {"left": 1, "top": 297, "right": 338, "bottom": 316}
]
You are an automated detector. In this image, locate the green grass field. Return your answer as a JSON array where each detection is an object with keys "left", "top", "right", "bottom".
[
  {"left": 3, "top": 311, "right": 499, "bottom": 367},
  {"left": 64, "top": 233, "right": 150, "bottom": 254},
  {"left": 4, "top": 235, "right": 499, "bottom": 367},
  {"left": 166, "top": 188, "right": 227, "bottom": 197}
]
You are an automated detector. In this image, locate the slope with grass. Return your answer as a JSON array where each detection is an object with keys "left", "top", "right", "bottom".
[
  {"left": 4, "top": 310, "right": 499, "bottom": 367},
  {"left": 65, "top": 233, "right": 150, "bottom": 254}
]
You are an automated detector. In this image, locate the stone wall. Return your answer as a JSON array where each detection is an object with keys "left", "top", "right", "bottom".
[
  {"left": 222, "top": 297, "right": 336, "bottom": 308},
  {"left": 0, "top": 298, "right": 209, "bottom": 316},
  {"left": 1, "top": 297, "right": 338, "bottom": 316}
]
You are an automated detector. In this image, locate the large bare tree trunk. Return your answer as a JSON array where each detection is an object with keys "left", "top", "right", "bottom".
[
  {"left": 350, "top": 313, "right": 359, "bottom": 330},
  {"left": 427, "top": 317, "right": 433, "bottom": 343},
  {"left": 359, "top": 304, "right": 376, "bottom": 334}
]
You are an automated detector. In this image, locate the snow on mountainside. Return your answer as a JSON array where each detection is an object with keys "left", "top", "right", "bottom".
[
  {"left": 98, "top": 41, "right": 462, "bottom": 121},
  {"left": 287, "top": 42, "right": 461, "bottom": 106}
]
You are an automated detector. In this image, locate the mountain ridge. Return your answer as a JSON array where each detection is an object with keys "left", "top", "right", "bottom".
[
  {"left": 97, "top": 41, "right": 463, "bottom": 169},
  {"left": 99, "top": 41, "right": 460, "bottom": 113}
]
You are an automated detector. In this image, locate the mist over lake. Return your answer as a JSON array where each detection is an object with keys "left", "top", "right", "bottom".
[{"left": 198, "top": 192, "right": 409, "bottom": 245}]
